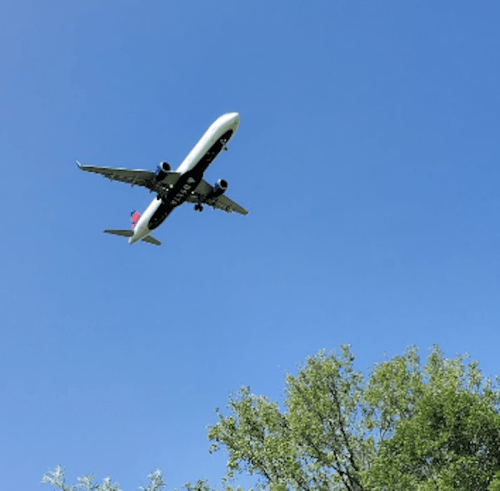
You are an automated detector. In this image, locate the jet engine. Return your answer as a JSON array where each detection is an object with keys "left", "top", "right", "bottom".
[
  {"left": 154, "top": 161, "right": 171, "bottom": 182},
  {"left": 208, "top": 179, "right": 228, "bottom": 199}
]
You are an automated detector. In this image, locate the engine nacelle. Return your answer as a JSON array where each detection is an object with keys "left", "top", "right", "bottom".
[
  {"left": 209, "top": 179, "right": 228, "bottom": 199},
  {"left": 154, "top": 161, "right": 171, "bottom": 182}
]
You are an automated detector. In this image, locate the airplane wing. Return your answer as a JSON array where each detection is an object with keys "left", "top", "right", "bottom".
[
  {"left": 77, "top": 161, "right": 181, "bottom": 194},
  {"left": 188, "top": 179, "right": 249, "bottom": 215}
]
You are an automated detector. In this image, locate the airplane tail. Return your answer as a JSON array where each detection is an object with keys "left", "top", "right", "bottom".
[
  {"left": 103, "top": 211, "right": 161, "bottom": 245},
  {"left": 103, "top": 229, "right": 161, "bottom": 246},
  {"left": 104, "top": 229, "right": 134, "bottom": 239}
]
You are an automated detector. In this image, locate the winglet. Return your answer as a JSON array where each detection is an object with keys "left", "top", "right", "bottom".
[{"left": 76, "top": 160, "right": 82, "bottom": 169}]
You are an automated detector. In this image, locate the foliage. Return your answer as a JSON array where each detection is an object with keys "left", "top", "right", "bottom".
[
  {"left": 208, "top": 345, "right": 500, "bottom": 491},
  {"left": 42, "top": 467, "right": 165, "bottom": 491},
  {"left": 489, "top": 472, "right": 500, "bottom": 491},
  {"left": 42, "top": 345, "right": 500, "bottom": 491}
]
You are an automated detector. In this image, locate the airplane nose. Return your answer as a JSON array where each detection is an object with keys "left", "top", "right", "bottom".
[{"left": 227, "top": 112, "right": 240, "bottom": 128}]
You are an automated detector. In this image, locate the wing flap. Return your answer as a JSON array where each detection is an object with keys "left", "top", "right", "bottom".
[{"left": 212, "top": 194, "right": 249, "bottom": 215}]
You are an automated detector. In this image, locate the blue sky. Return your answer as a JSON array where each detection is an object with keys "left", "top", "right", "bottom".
[{"left": 1, "top": 0, "right": 499, "bottom": 489}]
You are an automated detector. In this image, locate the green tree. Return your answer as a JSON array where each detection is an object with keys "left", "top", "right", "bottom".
[
  {"left": 204, "top": 346, "right": 500, "bottom": 491},
  {"left": 41, "top": 467, "right": 165, "bottom": 491},
  {"left": 43, "top": 346, "right": 500, "bottom": 491},
  {"left": 366, "top": 349, "right": 500, "bottom": 490}
]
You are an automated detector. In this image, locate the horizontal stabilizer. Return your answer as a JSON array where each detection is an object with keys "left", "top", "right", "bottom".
[
  {"left": 104, "top": 229, "right": 133, "bottom": 238},
  {"left": 141, "top": 235, "right": 161, "bottom": 246},
  {"left": 104, "top": 229, "right": 162, "bottom": 246}
]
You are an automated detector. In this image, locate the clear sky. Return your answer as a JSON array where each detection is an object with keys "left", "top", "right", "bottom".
[{"left": 1, "top": 1, "right": 499, "bottom": 489}]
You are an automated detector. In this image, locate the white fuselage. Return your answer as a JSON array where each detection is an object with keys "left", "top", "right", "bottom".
[{"left": 129, "top": 112, "right": 240, "bottom": 244}]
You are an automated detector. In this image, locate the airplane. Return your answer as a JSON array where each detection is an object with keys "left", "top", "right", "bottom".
[{"left": 77, "top": 112, "right": 248, "bottom": 246}]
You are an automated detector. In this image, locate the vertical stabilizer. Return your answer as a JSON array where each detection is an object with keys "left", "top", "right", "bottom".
[{"left": 131, "top": 210, "right": 141, "bottom": 229}]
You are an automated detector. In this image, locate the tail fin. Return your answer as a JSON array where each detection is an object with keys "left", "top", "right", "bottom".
[{"left": 131, "top": 211, "right": 141, "bottom": 229}]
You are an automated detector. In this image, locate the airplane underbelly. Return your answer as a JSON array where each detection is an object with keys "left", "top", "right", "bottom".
[
  {"left": 148, "top": 199, "right": 175, "bottom": 230},
  {"left": 148, "top": 128, "right": 235, "bottom": 231},
  {"left": 148, "top": 174, "right": 201, "bottom": 230},
  {"left": 194, "top": 129, "right": 233, "bottom": 174}
]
